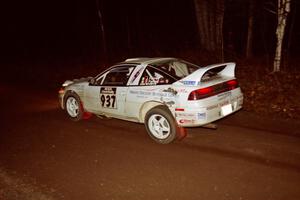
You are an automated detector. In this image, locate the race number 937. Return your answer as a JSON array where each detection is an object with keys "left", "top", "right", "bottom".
[{"left": 100, "top": 87, "right": 117, "bottom": 109}]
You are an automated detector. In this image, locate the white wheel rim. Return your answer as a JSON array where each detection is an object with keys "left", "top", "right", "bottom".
[
  {"left": 66, "top": 97, "right": 79, "bottom": 117},
  {"left": 148, "top": 114, "right": 171, "bottom": 139}
]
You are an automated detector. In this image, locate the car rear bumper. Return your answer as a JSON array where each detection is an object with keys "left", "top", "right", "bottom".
[{"left": 175, "top": 93, "right": 243, "bottom": 127}]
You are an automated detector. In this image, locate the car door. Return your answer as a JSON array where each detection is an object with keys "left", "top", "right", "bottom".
[
  {"left": 84, "top": 65, "right": 135, "bottom": 117},
  {"left": 125, "top": 65, "right": 177, "bottom": 120}
]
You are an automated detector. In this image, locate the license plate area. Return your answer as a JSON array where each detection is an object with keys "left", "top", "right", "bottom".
[{"left": 221, "top": 104, "right": 232, "bottom": 116}]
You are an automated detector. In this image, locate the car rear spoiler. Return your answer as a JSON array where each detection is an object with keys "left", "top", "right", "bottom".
[{"left": 173, "top": 62, "right": 236, "bottom": 86}]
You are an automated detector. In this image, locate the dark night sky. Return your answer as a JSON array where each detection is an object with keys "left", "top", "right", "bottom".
[
  {"left": 2, "top": 0, "right": 300, "bottom": 66},
  {"left": 3, "top": 0, "right": 197, "bottom": 63}
]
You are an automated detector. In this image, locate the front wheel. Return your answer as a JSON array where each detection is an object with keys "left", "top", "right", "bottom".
[
  {"left": 145, "top": 106, "right": 177, "bottom": 144},
  {"left": 65, "top": 94, "right": 83, "bottom": 121}
]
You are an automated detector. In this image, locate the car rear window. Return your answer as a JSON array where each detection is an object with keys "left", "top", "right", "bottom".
[
  {"left": 201, "top": 65, "right": 226, "bottom": 82},
  {"left": 139, "top": 66, "right": 177, "bottom": 86},
  {"left": 151, "top": 59, "right": 199, "bottom": 79}
]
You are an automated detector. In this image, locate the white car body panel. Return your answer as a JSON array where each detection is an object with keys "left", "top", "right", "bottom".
[
  {"left": 84, "top": 86, "right": 129, "bottom": 118},
  {"left": 126, "top": 85, "right": 176, "bottom": 122}
]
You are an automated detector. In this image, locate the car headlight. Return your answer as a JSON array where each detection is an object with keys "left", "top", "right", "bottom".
[{"left": 62, "top": 80, "right": 73, "bottom": 87}]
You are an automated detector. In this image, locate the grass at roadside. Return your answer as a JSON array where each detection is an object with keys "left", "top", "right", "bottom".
[{"left": 237, "top": 63, "right": 300, "bottom": 120}]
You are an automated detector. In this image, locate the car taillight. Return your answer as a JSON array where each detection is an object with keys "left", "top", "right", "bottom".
[
  {"left": 188, "top": 79, "right": 239, "bottom": 100},
  {"left": 226, "top": 79, "right": 238, "bottom": 90},
  {"left": 188, "top": 86, "right": 214, "bottom": 100}
]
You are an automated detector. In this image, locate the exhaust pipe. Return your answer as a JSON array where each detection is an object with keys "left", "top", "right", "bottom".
[{"left": 202, "top": 123, "right": 218, "bottom": 129}]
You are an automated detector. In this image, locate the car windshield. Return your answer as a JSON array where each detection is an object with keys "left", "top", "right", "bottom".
[{"left": 150, "top": 59, "right": 200, "bottom": 79}]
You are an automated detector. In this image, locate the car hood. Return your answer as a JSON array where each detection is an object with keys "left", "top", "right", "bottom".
[{"left": 63, "top": 77, "right": 93, "bottom": 87}]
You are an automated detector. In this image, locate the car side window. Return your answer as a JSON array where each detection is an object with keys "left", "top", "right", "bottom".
[
  {"left": 139, "top": 66, "right": 176, "bottom": 86},
  {"left": 102, "top": 66, "right": 134, "bottom": 86},
  {"left": 95, "top": 76, "right": 104, "bottom": 85}
]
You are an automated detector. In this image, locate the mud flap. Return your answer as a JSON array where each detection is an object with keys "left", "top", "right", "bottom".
[
  {"left": 176, "top": 126, "right": 187, "bottom": 141},
  {"left": 82, "top": 112, "right": 92, "bottom": 119},
  {"left": 80, "top": 102, "right": 92, "bottom": 120}
]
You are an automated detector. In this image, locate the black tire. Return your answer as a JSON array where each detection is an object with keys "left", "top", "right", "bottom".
[
  {"left": 145, "top": 106, "right": 177, "bottom": 144},
  {"left": 64, "top": 94, "right": 83, "bottom": 121}
]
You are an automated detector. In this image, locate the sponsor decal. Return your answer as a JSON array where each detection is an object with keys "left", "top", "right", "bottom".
[
  {"left": 100, "top": 87, "right": 117, "bottom": 109},
  {"left": 175, "top": 113, "right": 195, "bottom": 118},
  {"left": 197, "top": 112, "right": 206, "bottom": 120},
  {"left": 176, "top": 88, "right": 188, "bottom": 93},
  {"left": 207, "top": 104, "right": 218, "bottom": 110},
  {"left": 140, "top": 76, "right": 157, "bottom": 85},
  {"left": 176, "top": 112, "right": 198, "bottom": 124},
  {"left": 217, "top": 91, "right": 231, "bottom": 100},
  {"left": 129, "top": 90, "right": 175, "bottom": 98},
  {"left": 180, "top": 80, "right": 197, "bottom": 86},
  {"left": 162, "top": 88, "right": 177, "bottom": 95},
  {"left": 130, "top": 67, "right": 144, "bottom": 83},
  {"left": 179, "top": 119, "right": 195, "bottom": 124},
  {"left": 219, "top": 100, "right": 229, "bottom": 107}
]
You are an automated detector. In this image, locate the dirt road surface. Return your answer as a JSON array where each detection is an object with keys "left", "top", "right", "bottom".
[{"left": 1, "top": 84, "right": 300, "bottom": 200}]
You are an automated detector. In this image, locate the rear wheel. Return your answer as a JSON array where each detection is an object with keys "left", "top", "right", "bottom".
[
  {"left": 65, "top": 94, "right": 83, "bottom": 121},
  {"left": 145, "top": 106, "right": 177, "bottom": 144}
]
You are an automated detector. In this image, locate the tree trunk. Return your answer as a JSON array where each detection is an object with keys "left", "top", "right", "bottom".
[
  {"left": 246, "top": 0, "right": 254, "bottom": 58},
  {"left": 194, "top": 0, "right": 208, "bottom": 49},
  {"left": 284, "top": 0, "right": 296, "bottom": 70},
  {"left": 273, "top": 0, "right": 291, "bottom": 72},
  {"left": 215, "top": 0, "right": 224, "bottom": 62},
  {"left": 194, "top": 0, "right": 225, "bottom": 61},
  {"left": 96, "top": 0, "right": 107, "bottom": 64}
]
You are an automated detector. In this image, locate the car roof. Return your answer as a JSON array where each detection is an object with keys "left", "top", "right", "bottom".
[{"left": 120, "top": 57, "right": 177, "bottom": 65}]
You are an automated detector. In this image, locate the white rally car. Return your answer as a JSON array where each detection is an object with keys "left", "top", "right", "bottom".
[{"left": 59, "top": 57, "right": 243, "bottom": 144}]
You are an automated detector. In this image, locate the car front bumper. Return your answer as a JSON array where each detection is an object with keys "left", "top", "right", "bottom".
[{"left": 58, "top": 89, "right": 65, "bottom": 109}]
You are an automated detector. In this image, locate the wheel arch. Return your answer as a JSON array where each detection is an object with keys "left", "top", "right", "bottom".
[{"left": 139, "top": 101, "right": 173, "bottom": 123}]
